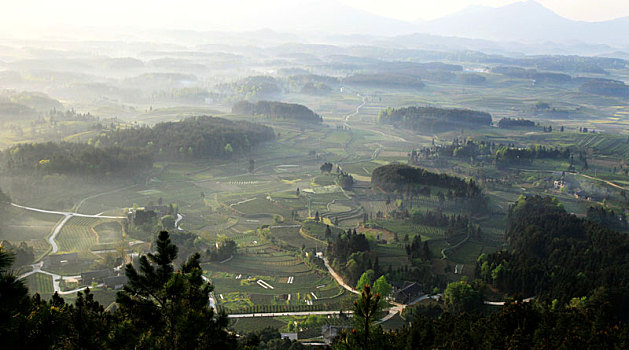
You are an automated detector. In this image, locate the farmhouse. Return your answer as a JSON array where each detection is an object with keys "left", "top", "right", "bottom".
[
  {"left": 553, "top": 179, "right": 566, "bottom": 190},
  {"left": 322, "top": 325, "right": 350, "bottom": 345},
  {"left": 393, "top": 281, "right": 423, "bottom": 304},
  {"left": 280, "top": 333, "right": 298, "bottom": 341},
  {"left": 81, "top": 268, "right": 114, "bottom": 284},
  {"left": 103, "top": 275, "right": 128, "bottom": 289}
]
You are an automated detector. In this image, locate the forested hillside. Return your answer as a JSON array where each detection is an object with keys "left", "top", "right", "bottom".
[
  {"left": 1, "top": 116, "right": 275, "bottom": 176},
  {"left": 371, "top": 163, "right": 482, "bottom": 199},
  {"left": 95, "top": 116, "right": 275, "bottom": 160},
  {"left": 2, "top": 142, "right": 153, "bottom": 177},
  {"left": 478, "top": 195, "right": 629, "bottom": 309},
  {"left": 378, "top": 106, "right": 492, "bottom": 132},
  {"left": 232, "top": 101, "right": 322, "bottom": 123}
]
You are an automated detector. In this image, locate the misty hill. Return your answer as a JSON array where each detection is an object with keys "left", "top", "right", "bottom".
[
  {"left": 232, "top": 101, "right": 322, "bottom": 123},
  {"left": 578, "top": 78, "right": 629, "bottom": 98},
  {"left": 0, "top": 90, "right": 63, "bottom": 120},
  {"left": 371, "top": 163, "right": 482, "bottom": 199},
  {"left": 378, "top": 106, "right": 492, "bottom": 133},
  {"left": 2, "top": 117, "right": 274, "bottom": 176},
  {"left": 416, "top": 1, "right": 629, "bottom": 46},
  {"left": 344, "top": 73, "right": 425, "bottom": 89},
  {"left": 96, "top": 116, "right": 276, "bottom": 160},
  {"left": 233, "top": 0, "right": 419, "bottom": 36},
  {"left": 2, "top": 142, "right": 153, "bottom": 177}
]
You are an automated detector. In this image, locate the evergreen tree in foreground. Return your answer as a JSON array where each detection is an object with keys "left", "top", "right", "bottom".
[{"left": 115, "top": 231, "right": 235, "bottom": 349}]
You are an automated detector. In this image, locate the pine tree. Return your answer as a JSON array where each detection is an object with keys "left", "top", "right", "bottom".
[{"left": 116, "top": 231, "right": 235, "bottom": 349}]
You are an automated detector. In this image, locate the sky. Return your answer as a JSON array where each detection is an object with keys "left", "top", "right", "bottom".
[
  {"left": 1, "top": 0, "right": 628, "bottom": 36},
  {"left": 339, "top": 0, "right": 629, "bottom": 22}
]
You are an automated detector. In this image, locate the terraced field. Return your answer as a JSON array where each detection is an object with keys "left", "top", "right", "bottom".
[
  {"left": 56, "top": 217, "right": 124, "bottom": 253},
  {"left": 268, "top": 226, "right": 321, "bottom": 249},
  {"left": 203, "top": 244, "right": 348, "bottom": 313},
  {"left": 24, "top": 272, "right": 54, "bottom": 299}
]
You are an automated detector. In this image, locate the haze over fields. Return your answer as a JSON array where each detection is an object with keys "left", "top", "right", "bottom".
[{"left": 1, "top": 1, "right": 629, "bottom": 348}]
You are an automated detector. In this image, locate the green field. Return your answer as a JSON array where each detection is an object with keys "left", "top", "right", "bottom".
[{"left": 24, "top": 273, "right": 54, "bottom": 299}]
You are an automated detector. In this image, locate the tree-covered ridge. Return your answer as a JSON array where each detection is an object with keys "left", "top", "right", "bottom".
[
  {"left": 491, "top": 66, "right": 572, "bottom": 84},
  {"left": 371, "top": 164, "right": 482, "bottom": 199},
  {"left": 578, "top": 78, "right": 629, "bottom": 98},
  {"left": 478, "top": 195, "right": 629, "bottom": 308},
  {"left": 232, "top": 100, "right": 322, "bottom": 123},
  {"left": 497, "top": 117, "right": 535, "bottom": 128},
  {"left": 2, "top": 116, "right": 275, "bottom": 176},
  {"left": 417, "top": 138, "right": 571, "bottom": 167},
  {"left": 95, "top": 116, "right": 276, "bottom": 160},
  {"left": 378, "top": 106, "right": 492, "bottom": 133},
  {"left": 2, "top": 142, "right": 153, "bottom": 177},
  {"left": 344, "top": 73, "right": 425, "bottom": 88}
]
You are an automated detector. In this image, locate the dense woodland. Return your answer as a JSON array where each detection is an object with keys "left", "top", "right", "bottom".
[
  {"left": 477, "top": 196, "right": 629, "bottom": 311},
  {"left": 344, "top": 73, "right": 425, "bottom": 89},
  {"left": 378, "top": 106, "right": 492, "bottom": 133},
  {"left": 1, "top": 116, "right": 275, "bottom": 176},
  {"left": 371, "top": 164, "right": 483, "bottom": 199},
  {"left": 374, "top": 297, "right": 629, "bottom": 349},
  {"left": 578, "top": 78, "right": 629, "bottom": 98},
  {"left": 95, "top": 116, "right": 275, "bottom": 160},
  {"left": 491, "top": 66, "right": 572, "bottom": 84},
  {"left": 497, "top": 117, "right": 535, "bottom": 129},
  {"left": 2, "top": 142, "right": 153, "bottom": 177},
  {"left": 232, "top": 100, "right": 322, "bottom": 123}
]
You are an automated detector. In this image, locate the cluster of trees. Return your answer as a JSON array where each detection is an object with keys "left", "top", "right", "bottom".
[
  {"left": 494, "top": 144, "right": 570, "bottom": 167},
  {"left": 218, "top": 76, "right": 281, "bottom": 100},
  {"left": 337, "top": 172, "right": 354, "bottom": 190},
  {"left": 378, "top": 106, "right": 492, "bottom": 133},
  {"left": 95, "top": 116, "right": 275, "bottom": 160},
  {"left": 232, "top": 100, "right": 322, "bottom": 123},
  {"left": 491, "top": 66, "right": 572, "bottom": 84},
  {"left": 371, "top": 164, "right": 483, "bottom": 199},
  {"left": 497, "top": 117, "right": 535, "bottom": 129},
  {"left": 362, "top": 61, "right": 464, "bottom": 84},
  {"left": 2, "top": 142, "right": 153, "bottom": 177},
  {"left": 459, "top": 73, "right": 486, "bottom": 85},
  {"left": 2, "top": 116, "right": 275, "bottom": 177},
  {"left": 409, "top": 209, "right": 466, "bottom": 228},
  {"left": 0, "top": 240, "right": 34, "bottom": 267},
  {"left": 405, "top": 235, "right": 431, "bottom": 262},
  {"left": 586, "top": 205, "right": 627, "bottom": 231},
  {"left": 344, "top": 73, "right": 425, "bottom": 89},
  {"left": 205, "top": 235, "right": 237, "bottom": 262},
  {"left": 327, "top": 229, "right": 376, "bottom": 285},
  {"left": 0, "top": 231, "right": 237, "bottom": 349},
  {"left": 335, "top": 282, "right": 629, "bottom": 349},
  {"left": 300, "top": 82, "right": 332, "bottom": 95},
  {"left": 380, "top": 295, "right": 629, "bottom": 349},
  {"left": 578, "top": 78, "right": 629, "bottom": 98},
  {"left": 477, "top": 195, "right": 629, "bottom": 308},
  {"left": 320, "top": 162, "right": 333, "bottom": 173}
]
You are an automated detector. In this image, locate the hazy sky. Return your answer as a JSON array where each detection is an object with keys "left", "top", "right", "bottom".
[
  {"left": 340, "top": 0, "right": 629, "bottom": 21},
  {"left": 1, "top": 0, "right": 628, "bottom": 35}
]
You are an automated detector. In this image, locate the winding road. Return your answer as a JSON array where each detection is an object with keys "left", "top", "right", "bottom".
[{"left": 13, "top": 202, "right": 126, "bottom": 294}]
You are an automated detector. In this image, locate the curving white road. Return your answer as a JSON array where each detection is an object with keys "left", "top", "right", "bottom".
[
  {"left": 323, "top": 258, "right": 359, "bottom": 295},
  {"left": 11, "top": 203, "right": 126, "bottom": 219},
  {"left": 14, "top": 202, "right": 125, "bottom": 294},
  {"left": 175, "top": 213, "right": 184, "bottom": 231},
  {"left": 12, "top": 202, "right": 126, "bottom": 255}
]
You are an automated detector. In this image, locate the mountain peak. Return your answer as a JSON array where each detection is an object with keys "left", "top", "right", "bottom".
[{"left": 415, "top": 0, "right": 629, "bottom": 46}]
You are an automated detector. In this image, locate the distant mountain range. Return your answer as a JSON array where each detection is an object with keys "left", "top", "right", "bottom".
[
  {"left": 414, "top": 1, "right": 629, "bottom": 46},
  {"left": 239, "top": 0, "right": 629, "bottom": 50},
  {"left": 251, "top": 0, "right": 629, "bottom": 48}
]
